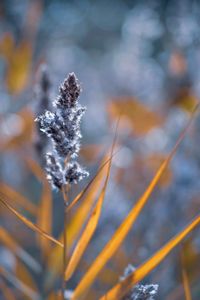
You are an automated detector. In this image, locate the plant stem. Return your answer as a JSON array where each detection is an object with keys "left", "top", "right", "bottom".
[{"left": 62, "top": 184, "right": 70, "bottom": 300}]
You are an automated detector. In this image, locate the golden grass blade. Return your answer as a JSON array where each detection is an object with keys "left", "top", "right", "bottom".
[
  {"left": 72, "top": 104, "right": 199, "bottom": 300},
  {"left": 38, "top": 180, "right": 52, "bottom": 257},
  {"left": 182, "top": 268, "right": 192, "bottom": 300},
  {"left": 25, "top": 157, "right": 53, "bottom": 257},
  {"left": 46, "top": 122, "right": 119, "bottom": 288},
  {"left": 45, "top": 155, "right": 109, "bottom": 288},
  {"left": 0, "top": 278, "right": 16, "bottom": 300},
  {"left": 181, "top": 251, "right": 192, "bottom": 300},
  {"left": 65, "top": 194, "right": 105, "bottom": 280},
  {"left": 6, "top": 40, "right": 32, "bottom": 95},
  {"left": 65, "top": 143, "right": 114, "bottom": 281},
  {"left": 67, "top": 150, "right": 119, "bottom": 212},
  {"left": 25, "top": 157, "right": 45, "bottom": 180},
  {"left": 15, "top": 260, "right": 38, "bottom": 297},
  {"left": 0, "top": 197, "right": 63, "bottom": 248},
  {"left": 0, "top": 267, "right": 39, "bottom": 300},
  {"left": 66, "top": 156, "right": 109, "bottom": 249},
  {"left": 100, "top": 215, "right": 200, "bottom": 300},
  {"left": 47, "top": 293, "right": 57, "bottom": 300},
  {"left": 0, "top": 182, "right": 37, "bottom": 215},
  {"left": 0, "top": 227, "right": 41, "bottom": 273}
]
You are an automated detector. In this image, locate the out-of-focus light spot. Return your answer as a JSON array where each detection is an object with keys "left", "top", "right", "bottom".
[
  {"left": 0, "top": 247, "right": 16, "bottom": 271},
  {"left": 122, "top": 6, "right": 163, "bottom": 40},
  {"left": 1, "top": 113, "right": 23, "bottom": 137},
  {"left": 113, "top": 146, "right": 133, "bottom": 168},
  {"left": 144, "top": 128, "right": 168, "bottom": 152}
]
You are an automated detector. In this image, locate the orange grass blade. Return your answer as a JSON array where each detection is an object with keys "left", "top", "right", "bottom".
[
  {"left": 67, "top": 149, "right": 119, "bottom": 212},
  {"left": 100, "top": 215, "right": 200, "bottom": 300},
  {"left": 66, "top": 156, "right": 109, "bottom": 249},
  {"left": 0, "top": 267, "right": 39, "bottom": 300},
  {"left": 25, "top": 157, "right": 53, "bottom": 257},
  {"left": 0, "top": 227, "right": 41, "bottom": 272},
  {"left": 25, "top": 157, "right": 45, "bottom": 180},
  {"left": 65, "top": 142, "right": 114, "bottom": 281},
  {"left": 0, "top": 182, "right": 37, "bottom": 215},
  {"left": 0, "top": 279, "right": 16, "bottom": 300},
  {"left": 38, "top": 180, "right": 52, "bottom": 257},
  {"left": 72, "top": 104, "right": 199, "bottom": 300},
  {"left": 182, "top": 268, "right": 192, "bottom": 300},
  {"left": 46, "top": 123, "right": 119, "bottom": 287},
  {"left": 45, "top": 155, "right": 109, "bottom": 288},
  {"left": 0, "top": 197, "right": 63, "bottom": 248},
  {"left": 15, "top": 260, "right": 38, "bottom": 297},
  {"left": 181, "top": 252, "right": 192, "bottom": 300}
]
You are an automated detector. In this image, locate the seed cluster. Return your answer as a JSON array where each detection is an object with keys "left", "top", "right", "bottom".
[
  {"left": 121, "top": 265, "right": 158, "bottom": 300},
  {"left": 36, "top": 72, "right": 89, "bottom": 190},
  {"left": 34, "top": 65, "right": 52, "bottom": 163}
]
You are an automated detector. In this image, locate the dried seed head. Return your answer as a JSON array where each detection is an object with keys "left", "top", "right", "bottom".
[
  {"left": 35, "top": 65, "right": 52, "bottom": 113},
  {"left": 35, "top": 72, "right": 89, "bottom": 190},
  {"left": 39, "top": 65, "right": 51, "bottom": 94},
  {"left": 34, "top": 65, "right": 52, "bottom": 164},
  {"left": 36, "top": 73, "right": 86, "bottom": 159},
  {"left": 121, "top": 265, "right": 158, "bottom": 300},
  {"left": 56, "top": 73, "right": 81, "bottom": 109},
  {"left": 65, "top": 161, "right": 89, "bottom": 184},
  {"left": 128, "top": 285, "right": 159, "bottom": 300},
  {"left": 46, "top": 153, "right": 64, "bottom": 190}
]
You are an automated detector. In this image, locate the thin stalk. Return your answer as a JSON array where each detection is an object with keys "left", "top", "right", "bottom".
[{"left": 62, "top": 184, "right": 70, "bottom": 300}]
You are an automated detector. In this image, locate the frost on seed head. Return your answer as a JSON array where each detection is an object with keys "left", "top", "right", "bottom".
[
  {"left": 34, "top": 65, "right": 52, "bottom": 164},
  {"left": 120, "top": 265, "right": 159, "bottom": 300},
  {"left": 65, "top": 161, "right": 89, "bottom": 184},
  {"left": 46, "top": 153, "right": 64, "bottom": 190},
  {"left": 35, "top": 72, "right": 89, "bottom": 190},
  {"left": 56, "top": 72, "right": 81, "bottom": 109}
]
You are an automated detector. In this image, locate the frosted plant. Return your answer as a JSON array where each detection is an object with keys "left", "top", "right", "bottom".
[
  {"left": 121, "top": 265, "right": 159, "bottom": 300},
  {"left": 34, "top": 65, "right": 52, "bottom": 163},
  {"left": 36, "top": 72, "right": 89, "bottom": 190}
]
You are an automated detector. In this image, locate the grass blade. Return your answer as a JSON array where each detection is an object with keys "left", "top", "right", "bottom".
[
  {"left": 15, "top": 260, "right": 38, "bottom": 296},
  {"left": 0, "top": 267, "right": 39, "bottom": 300},
  {"left": 25, "top": 157, "right": 45, "bottom": 180},
  {"left": 0, "top": 278, "right": 16, "bottom": 300},
  {"left": 38, "top": 180, "right": 52, "bottom": 257},
  {"left": 67, "top": 148, "right": 119, "bottom": 212},
  {"left": 25, "top": 157, "right": 53, "bottom": 257},
  {"left": 100, "top": 215, "right": 200, "bottom": 300},
  {"left": 72, "top": 104, "right": 199, "bottom": 300},
  {"left": 181, "top": 251, "right": 192, "bottom": 300},
  {"left": 65, "top": 140, "right": 114, "bottom": 281},
  {"left": 46, "top": 122, "right": 119, "bottom": 288},
  {"left": 45, "top": 155, "right": 109, "bottom": 288},
  {"left": 0, "top": 197, "right": 63, "bottom": 248},
  {"left": 0, "top": 182, "right": 37, "bottom": 215},
  {"left": 0, "top": 227, "right": 41, "bottom": 273}
]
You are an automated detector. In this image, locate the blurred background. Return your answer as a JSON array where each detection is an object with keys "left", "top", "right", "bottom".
[{"left": 0, "top": 0, "right": 200, "bottom": 299}]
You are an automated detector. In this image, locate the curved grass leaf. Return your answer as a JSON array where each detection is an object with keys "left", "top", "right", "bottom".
[
  {"left": 65, "top": 141, "right": 114, "bottom": 280},
  {"left": 0, "top": 197, "right": 63, "bottom": 248},
  {"left": 181, "top": 251, "right": 192, "bottom": 300},
  {"left": 67, "top": 148, "right": 119, "bottom": 213},
  {"left": 0, "top": 278, "right": 16, "bottom": 300},
  {"left": 0, "top": 182, "right": 37, "bottom": 215},
  {"left": 45, "top": 155, "right": 109, "bottom": 288},
  {"left": 72, "top": 104, "right": 199, "bottom": 300},
  {"left": 46, "top": 122, "right": 119, "bottom": 288},
  {"left": 0, "top": 227, "right": 41, "bottom": 273},
  {"left": 0, "top": 267, "right": 39, "bottom": 300},
  {"left": 25, "top": 157, "right": 53, "bottom": 256},
  {"left": 100, "top": 215, "right": 200, "bottom": 300}
]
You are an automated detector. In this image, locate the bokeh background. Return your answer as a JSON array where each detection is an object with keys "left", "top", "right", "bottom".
[{"left": 0, "top": 0, "right": 200, "bottom": 299}]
